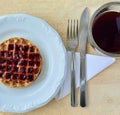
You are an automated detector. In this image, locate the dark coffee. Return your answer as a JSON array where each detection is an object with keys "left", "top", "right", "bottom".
[{"left": 92, "top": 11, "right": 120, "bottom": 53}]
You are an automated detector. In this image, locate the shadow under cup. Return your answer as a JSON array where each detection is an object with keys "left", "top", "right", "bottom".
[{"left": 89, "top": 2, "right": 120, "bottom": 57}]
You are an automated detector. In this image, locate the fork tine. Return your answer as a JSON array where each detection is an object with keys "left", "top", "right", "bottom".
[
  {"left": 73, "top": 19, "right": 75, "bottom": 39},
  {"left": 67, "top": 19, "right": 70, "bottom": 39},
  {"left": 70, "top": 20, "right": 72, "bottom": 39},
  {"left": 76, "top": 20, "right": 79, "bottom": 41}
]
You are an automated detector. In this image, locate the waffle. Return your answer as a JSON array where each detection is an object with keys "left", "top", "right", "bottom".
[{"left": 0, "top": 37, "right": 42, "bottom": 88}]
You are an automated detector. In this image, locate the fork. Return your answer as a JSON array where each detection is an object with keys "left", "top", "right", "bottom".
[{"left": 67, "top": 19, "right": 78, "bottom": 107}]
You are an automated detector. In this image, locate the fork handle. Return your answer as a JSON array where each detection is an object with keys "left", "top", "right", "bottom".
[
  {"left": 80, "top": 55, "right": 86, "bottom": 107},
  {"left": 71, "top": 51, "right": 76, "bottom": 107}
]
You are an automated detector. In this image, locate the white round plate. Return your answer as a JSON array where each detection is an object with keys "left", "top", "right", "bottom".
[{"left": 0, "top": 14, "right": 66, "bottom": 113}]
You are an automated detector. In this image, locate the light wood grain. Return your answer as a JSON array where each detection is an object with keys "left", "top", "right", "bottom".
[{"left": 0, "top": 0, "right": 120, "bottom": 115}]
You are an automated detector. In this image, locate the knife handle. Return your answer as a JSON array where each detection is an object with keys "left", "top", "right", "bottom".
[{"left": 80, "top": 55, "right": 86, "bottom": 107}]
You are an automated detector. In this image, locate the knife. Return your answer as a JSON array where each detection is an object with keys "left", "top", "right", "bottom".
[{"left": 79, "top": 7, "right": 89, "bottom": 107}]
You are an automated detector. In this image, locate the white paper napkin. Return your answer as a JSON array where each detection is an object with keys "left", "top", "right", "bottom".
[{"left": 55, "top": 52, "right": 116, "bottom": 100}]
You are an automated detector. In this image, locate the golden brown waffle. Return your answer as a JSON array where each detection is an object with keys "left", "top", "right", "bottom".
[{"left": 0, "top": 37, "right": 42, "bottom": 88}]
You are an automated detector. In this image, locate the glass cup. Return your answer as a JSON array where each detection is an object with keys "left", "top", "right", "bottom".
[{"left": 89, "top": 2, "right": 120, "bottom": 57}]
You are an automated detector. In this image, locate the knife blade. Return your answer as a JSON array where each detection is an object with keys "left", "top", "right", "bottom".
[{"left": 79, "top": 7, "right": 89, "bottom": 107}]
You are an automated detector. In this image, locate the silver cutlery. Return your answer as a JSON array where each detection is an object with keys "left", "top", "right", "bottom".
[
  {"left": 67, "top": 19, "right": 78, "bottom": 107},
  {"left": 79, "top": 8, "right": 89, "bottom": 107}
]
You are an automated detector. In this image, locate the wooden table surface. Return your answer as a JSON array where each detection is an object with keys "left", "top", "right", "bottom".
[{"left": 1, "top": 0, "right": 120, "bottom": 115}]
